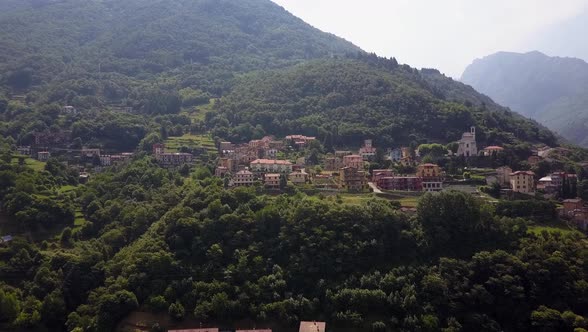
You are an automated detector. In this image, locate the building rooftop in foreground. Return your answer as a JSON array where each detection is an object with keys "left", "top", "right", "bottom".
[
  {"left": 299, "top": 321, "right": 326, "bottom": 332},
  {"left": 168, "top": 329, "right": 219, "bottom": 332}
]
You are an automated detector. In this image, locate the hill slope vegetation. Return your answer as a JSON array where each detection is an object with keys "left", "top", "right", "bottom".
[
  {"left": 209, "top": 56, "right": 557, "bottom": 148},
  {"left": 0, "top": 0, "right": 359, "bottom": 105}
]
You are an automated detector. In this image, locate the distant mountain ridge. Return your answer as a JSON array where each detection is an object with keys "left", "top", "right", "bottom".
[{"left": 461, "top": 51, "right": 588, "bottom": 146}]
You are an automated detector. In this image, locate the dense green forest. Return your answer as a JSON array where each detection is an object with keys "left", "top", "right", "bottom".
[
  {"left": 461, "top": 51, "right": 588, "bottom": 147},
  {"left": 0, "top": 0, "right": 358, "bottom": 106},
  {"left": 1, "top": 143, "right": 587, "bottom": 332},
  {"left": 208, "top": 57, "right": 557, "bottom": 148}
]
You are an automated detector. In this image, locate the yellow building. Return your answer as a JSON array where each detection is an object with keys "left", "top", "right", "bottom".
[
  {"left": 264, "top": 173, "right": 281, "bottom": 188},
  {"left": 416, "top": 163, "right": 442, "bottom": 178},
  {"left": 510, "top": 171, "right": 535, "bottom": 194},
  {"left": 289, "top": 170, "right": 309, "bottom": 184}
]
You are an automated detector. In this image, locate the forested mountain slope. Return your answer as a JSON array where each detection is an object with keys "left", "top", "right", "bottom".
[
  {"left": 208, "top": 56, "right": 557, "bottom": 148},
  {"left": 461, "top": 51, "right": 588, "bottom": 146},
  {"left": 0, "top": 0, "right": 359, "bottom": 105}
]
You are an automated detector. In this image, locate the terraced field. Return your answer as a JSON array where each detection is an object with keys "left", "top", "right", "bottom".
[{"left": 165, "top": 134, "right": 217, "bottom": 155}]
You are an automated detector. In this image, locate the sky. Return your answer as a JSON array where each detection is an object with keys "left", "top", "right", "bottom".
[{"left": 271, "top": 0, "right": 588, "bottom": 79}]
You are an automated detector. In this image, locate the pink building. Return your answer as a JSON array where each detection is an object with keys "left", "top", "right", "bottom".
[
  {"left": 377, "top": 176, "right": 422, "bottom": 191},
  {"left": 372, "top": 169, "right": 394, "bottom": 182},
  {"left": 343, "top": 155, "right": 363, "bottom": 169}
]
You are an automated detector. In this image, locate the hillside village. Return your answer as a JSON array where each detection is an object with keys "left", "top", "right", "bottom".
[
  {"left": 1, "top": 0, "right": 588, "bottom": 331},
  {"left": 10, "top": 119, "right": 588, "bottom": 234},
  {"left": 204, "top": 126, "right": 588, "bottom": 231}
]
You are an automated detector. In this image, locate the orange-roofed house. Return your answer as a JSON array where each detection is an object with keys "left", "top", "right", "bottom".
[
  {"left": 416, "top": 163, "right": 442, "bottom": 178},
  {"left": 417, "top": 163, "right": 444, "bottom": 192},
  {"left": 299, "top": 321, "right": 326, "bottom": 332},
  {"left": 482, "top": 146, "right": 505, "bottom": 156},
  {"left": 285, "top": 135, "right": 316, "bottom": 148}
]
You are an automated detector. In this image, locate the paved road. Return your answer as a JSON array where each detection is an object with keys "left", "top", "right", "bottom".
[{"left": 368, "top": 182, "right": 382, "bottom": 193}]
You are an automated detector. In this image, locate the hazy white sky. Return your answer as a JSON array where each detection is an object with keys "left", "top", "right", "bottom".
[{"left": 272, "top": 0, "right": 588, "bottom": 78}]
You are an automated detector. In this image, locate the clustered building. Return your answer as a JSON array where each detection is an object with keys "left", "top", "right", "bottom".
[
  {"left": 153, "top": 143, "right": 193, "bottom": 167},
  {"left": 561, "top": 199, "right": 588, "bottom": 231},
  {"left": 215, "top": 135, "right": 311, "bottom": 188},
  {"left": 374, "top": 163, "right": 444, "bottom": 192}
]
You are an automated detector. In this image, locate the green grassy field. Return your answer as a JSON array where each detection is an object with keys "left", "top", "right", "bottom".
[
  {"left": 11, "top": 156, "right": 46, "bottom": 171},
  {"left": 181, "top": 99, "right": 216, "bottom": 121},
  {"left": 165, "top": 134, "right": 217, "bottom": 154},
  {"left": 398, "top": 196, "right": 420, "bottom": 207},
  {"left": 59, "top": 185, "right": 77, "bottom": 193},
  {"left": 338, "top": 193, "right": 378, "bottom": 205},
  {"left": 528, "top": 222, "right": 583, "bottom": 236},
  {"left": 377, "top": 191, "right": 423, "bottom": 207},
  {"left": 73, "top": 210, "right": 88, "bottom": 230}
]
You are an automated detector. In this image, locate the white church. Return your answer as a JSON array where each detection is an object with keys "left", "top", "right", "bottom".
[{"left": 457, "top": 127, "right": 477, "bottom": 157}]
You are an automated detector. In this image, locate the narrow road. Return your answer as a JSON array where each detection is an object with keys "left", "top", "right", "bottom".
[{"left": 368, "top": 182, "right": 382, "bottom": 193}]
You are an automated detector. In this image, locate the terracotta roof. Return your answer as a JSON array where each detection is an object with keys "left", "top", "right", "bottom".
[{"left": 299, "top": 322, "right": 326, "bottom": 332}]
